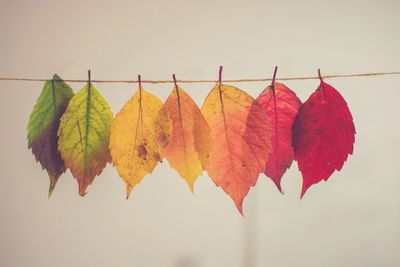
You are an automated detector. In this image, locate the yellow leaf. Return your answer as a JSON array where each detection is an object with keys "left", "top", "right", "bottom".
[{"left": 109, "top": 86, "right": 172, "bottom": 197}]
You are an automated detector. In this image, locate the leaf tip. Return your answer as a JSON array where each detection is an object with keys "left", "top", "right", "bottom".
[
  {"left": 234, "top": 198, "right": 244, "bottom": 216},
  {"left": 300, "top": 184, "right": 309, "bottom": 199},
  {"left": 238, "top": 207, "right": 244, "bottom": 217},
  {"left": 187, "top": 181, "right": 196, "bottom": 195},
  {"left": 79, "top": 185, "right": 88, "bottom": 197},
  {"left": 273, "top": 181, "right": 284, "bottom": 195},
  {"left": 126, "top": 184, "right": 134, "bottom": 199},
  {"left": 48, "top": 175, "right": 59, "bottom": 199}
]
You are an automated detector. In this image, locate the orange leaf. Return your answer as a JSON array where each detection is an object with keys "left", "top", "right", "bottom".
[
  {"left": 164, "top": 83, "right": 210, "bottom": 192},
  {"left": 201, "top": 82, "right": 272, "bottom": 214}
]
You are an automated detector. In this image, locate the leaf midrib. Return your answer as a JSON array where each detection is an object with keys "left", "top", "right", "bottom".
[
  {"left": 84, "top": 83, "right": 91, "bottom": 176},
  {"left": 175, "top": 87, "right": 189, "bottom": 174}
]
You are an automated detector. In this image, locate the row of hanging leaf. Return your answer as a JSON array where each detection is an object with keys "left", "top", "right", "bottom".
[{"left": 27, "top": 67, "right": 356, "bottom": 214}]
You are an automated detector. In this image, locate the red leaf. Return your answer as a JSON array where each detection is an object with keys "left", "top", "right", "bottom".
[
  {"left": 256, "top": 82, "right": 301, "bottom": 192},
  {"left": 292, "top": 73, "right": 356, "bottom": 198}
]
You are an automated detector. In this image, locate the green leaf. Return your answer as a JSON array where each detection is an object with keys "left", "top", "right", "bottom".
[{"left": 27, "top": 74, "right": 74, "bottom": 197}]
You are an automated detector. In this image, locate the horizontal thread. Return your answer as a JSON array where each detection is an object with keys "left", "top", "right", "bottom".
[{"left": 0, "top": 71, "right": 399, "bottom": 84}]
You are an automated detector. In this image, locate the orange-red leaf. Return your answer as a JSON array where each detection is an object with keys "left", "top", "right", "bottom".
[
  {"left": 201, "top": 83, "right": 272, "bottom": 214},
  {"left": 256, "top": 82, "right": 301, "bottom": 192},
  {"left": 164, "top": 85, "right": 210, "bottom": 192}
]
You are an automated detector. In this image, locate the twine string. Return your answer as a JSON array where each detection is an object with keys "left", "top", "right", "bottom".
[{"left": 0, "top": 71, "right": 399, "bottom": 84}]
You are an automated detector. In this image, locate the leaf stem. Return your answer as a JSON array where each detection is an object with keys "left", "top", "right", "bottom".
[
  {"left": 271, "top": 66, "right": 278, "bottom": 85},
  {"left": 318, "top": 69, "right": 323, "bottom": 83},
  {"left": 318, "top": 69, "right": 327, "bottom": 99},
  {"left": 138, "top": 74, "right": 142, "bottom": 97},
  {"left": 173, "top": 74, "right": 178, "bottom": 90},
  {"left": 88, "top": 70, "right": 91, "bottom": 86},
  {"left": 138, "top": 74, "right": 142, "bottom": 88}
]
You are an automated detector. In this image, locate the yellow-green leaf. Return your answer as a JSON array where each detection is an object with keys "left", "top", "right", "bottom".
[{"left": 58, "top": 82, "right": 113, "bottom": 196}]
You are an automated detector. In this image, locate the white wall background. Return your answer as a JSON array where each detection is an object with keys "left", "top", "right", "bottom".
[{"left": 0, "top": 0, "right": 399, "bottom": 266}]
